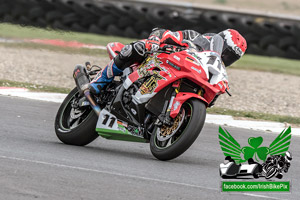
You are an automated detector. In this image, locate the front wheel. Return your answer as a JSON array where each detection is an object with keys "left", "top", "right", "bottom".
[
  {"left": 150, "top": 99, "right": 206, "bottom": 161},
  {"left": 55, "top": 87, "right": 99, "bottom": 146}
]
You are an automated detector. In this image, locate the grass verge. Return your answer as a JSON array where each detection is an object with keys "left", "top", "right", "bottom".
[
  {"left": 232, "top": 54, "right": 300, "bottom": 76},
  {"left": 0, "top": 80, "right": 71, "bottom": 94},
  {"left": 0, "top": 23, "right": 134, "bottom": 45},
  {"left": 208, "top": 107, "right": 300, "bottom": 125}
]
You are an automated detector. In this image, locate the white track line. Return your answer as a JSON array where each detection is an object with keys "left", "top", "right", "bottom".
[
  {"left": 0, "top": 155, "right": 282, "bottom": 199},
  {"left": 0, "top": 87, "right": 67, "bottom": 103},
  {"left": 0, "top": 87, "right": 299, "bottom": 136},
  {"left": 205, "top": 115, "right": 300, "bottom": 136}
]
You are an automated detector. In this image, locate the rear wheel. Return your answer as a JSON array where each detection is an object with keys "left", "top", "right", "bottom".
[
  {"left": 150, "top": 99, "right": 206, "bottom": 161},
  {"left": 55, "top": 87, "right": 99, "bottom": 146}
]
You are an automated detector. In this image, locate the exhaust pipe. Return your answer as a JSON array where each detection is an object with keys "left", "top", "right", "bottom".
[
  {"left": 73, "top": 64, "right": 100, "bottom": 116},
  {"left": 73, "top": 65, "right": 90, "bottom": 94}
]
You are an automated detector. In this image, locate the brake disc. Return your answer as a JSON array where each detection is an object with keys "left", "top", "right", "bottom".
[{"left": 156, "top": 109, "right": 185, "bottom": 142}]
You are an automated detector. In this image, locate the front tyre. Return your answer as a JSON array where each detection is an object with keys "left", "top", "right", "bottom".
[
  {"left": 150, "top": 99, "right": 206, "bottom": 161},
  {"left": 55, "top": 87, "right": 99, "bottom": 146}
]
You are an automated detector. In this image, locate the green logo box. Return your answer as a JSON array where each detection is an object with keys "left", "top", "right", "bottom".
[{"left": 222, "top": 181, "right": 290, "bottom": 192}]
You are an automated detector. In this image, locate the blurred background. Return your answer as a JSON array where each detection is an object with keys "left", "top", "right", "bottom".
[
  {"left": 1, "top": 2, "right": 300, "bottom": 199},
  {"left": 0, "top": 0, "right": 300, "bottom": 58},
  {"left": 0, "top": 0, "right": 300, "bottom": 123}
]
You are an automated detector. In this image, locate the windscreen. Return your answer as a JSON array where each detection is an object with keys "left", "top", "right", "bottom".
[
  {"left": 192, "top": 34, "right": 224, "bottom": 55},
  {"left": 209, "top": 34, "right": 224, "bottom": 55}
]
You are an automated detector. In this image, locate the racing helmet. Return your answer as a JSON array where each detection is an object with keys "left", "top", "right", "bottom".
[{"left": 218, "top": 29, "right": 247, "bottom": 67}]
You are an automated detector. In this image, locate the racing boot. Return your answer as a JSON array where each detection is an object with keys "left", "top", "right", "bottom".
[{"left": 89, "top": 59, "right": 122, "bottom": 94}]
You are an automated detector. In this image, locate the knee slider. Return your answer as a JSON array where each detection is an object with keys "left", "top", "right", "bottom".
[{"left": 114, "top": 44, "right": 133, "bottom": 69}]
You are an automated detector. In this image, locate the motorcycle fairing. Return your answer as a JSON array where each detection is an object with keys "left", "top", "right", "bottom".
[
  {"left": 166, "top": 51, "right": 229, "bottom": 117},
  {"left": 107, "top": 42, "right": 228, "bottom": 101},
  {"left": 106, "top": 42, "right": 124, "bottom": 60},
  {"left": 106, "top": 57, "right": 173, "bottom": 130},
  {"left": 107, "top": 43, "right": 229, "bottom": 121},
  {"left": 169, "top": 92, "right": 208, "bottom": 118},
  {"left": 155, "top": 51, "right": 225, "bottom": 105},
  {"left": 96, "top": 109, "right": 147, "bottom": 142},
  {"left": 123, "top": 54, "right": 175, "bottom": 104},
  {"left": 128, "top": 53, "right": 220, "bottom": 97}
]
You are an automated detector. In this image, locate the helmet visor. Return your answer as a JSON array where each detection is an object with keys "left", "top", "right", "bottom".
[{"left": 222, "top": 48, "right": 240, "bottom": 67}]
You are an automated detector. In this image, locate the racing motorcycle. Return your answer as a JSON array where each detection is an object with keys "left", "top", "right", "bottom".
[{"left": 55, "top": 41, "right": 230, "bottom": 161}]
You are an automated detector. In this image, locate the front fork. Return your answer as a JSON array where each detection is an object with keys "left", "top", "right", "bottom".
[
  {"left": 163, "top": 93, "right": 176, "bottom": 126},
  {"left": 161, "top": 80, "right": 180, "bottom": 126}
]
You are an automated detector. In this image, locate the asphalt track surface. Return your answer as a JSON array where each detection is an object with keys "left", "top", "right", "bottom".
[{"left": 0, "top": 95, "right": 299, "bottom": 200}]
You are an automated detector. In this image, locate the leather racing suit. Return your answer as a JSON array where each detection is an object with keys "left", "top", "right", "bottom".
[{"left": 89, "top": 28, "right": 224, "bottom": 94}]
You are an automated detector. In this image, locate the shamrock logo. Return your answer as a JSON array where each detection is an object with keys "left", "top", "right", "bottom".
[
  {"left": 241, "top": 137, "right": 269, "bottom": 162},
  {"left": 218, "top": 126, "right": 291, "bottom": 164}
]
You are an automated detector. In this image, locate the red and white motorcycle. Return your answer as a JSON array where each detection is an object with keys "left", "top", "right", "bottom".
[{"left": 55, "top": 42, "right": 230, "bottom": 161}]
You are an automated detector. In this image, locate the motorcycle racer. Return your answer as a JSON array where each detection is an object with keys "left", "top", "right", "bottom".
[
  {"left": 63, "top": 28, "right": 246, "bottom": 160},
  {"left": 89, "top": 28, "right": 247, "bottom": 94}
]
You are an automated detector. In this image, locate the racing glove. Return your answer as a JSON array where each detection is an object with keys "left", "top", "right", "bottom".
[{"left": 145, "top": 35, "right": 160, "bottom": 52}]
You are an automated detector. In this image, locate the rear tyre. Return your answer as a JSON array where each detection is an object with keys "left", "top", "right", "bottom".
[
  {"left": 55, "top": 87, "right": 99, "bottom": 146},
  {"left": 150, "top": 99, "right": 206, "bottom": 161}
]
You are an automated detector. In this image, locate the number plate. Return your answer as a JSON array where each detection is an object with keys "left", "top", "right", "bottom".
[
  {"left": 96, "top": 109, "right": 119, "bottom": 131},
  {"left": 95, "top": 109, "right": 147, "bottom": 143}
]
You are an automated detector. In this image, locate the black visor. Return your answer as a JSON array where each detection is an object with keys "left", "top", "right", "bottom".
[{"left": 221, "top": 47, "right": 241, "bottom": 67}]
